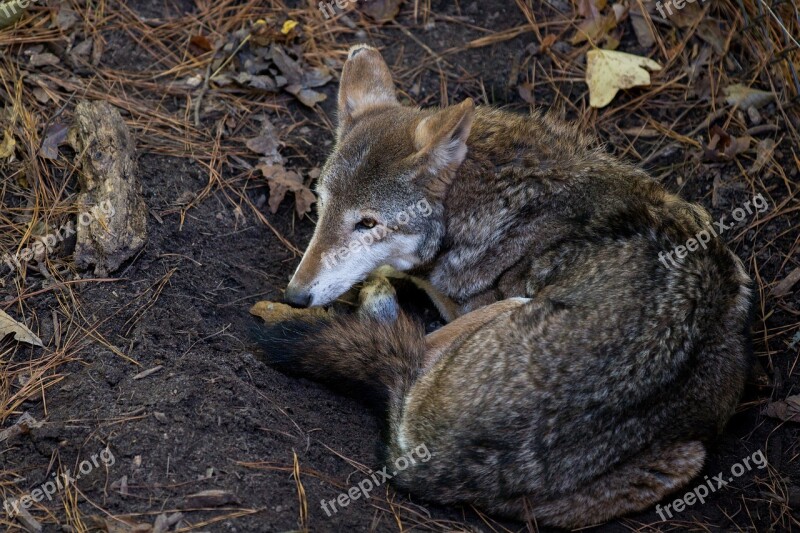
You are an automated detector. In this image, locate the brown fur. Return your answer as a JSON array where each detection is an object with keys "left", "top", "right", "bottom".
[{"left": 260, "top": 45, "right": 754, "bottom": 528}]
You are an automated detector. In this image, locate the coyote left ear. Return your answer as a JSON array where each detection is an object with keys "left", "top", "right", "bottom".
[
  {"left": 413, "top": 98, "right": 475, "bottom": 194},
  {"left": 338, "top": 45, "right": 399, "bottom": 137}
]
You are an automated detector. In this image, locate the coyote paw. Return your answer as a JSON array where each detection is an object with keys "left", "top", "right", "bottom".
[
  {"left": 250, "top": 301, "right": 329, "bottom": 324},
  {"left": 358, "top": 274, "right": 399, "bottom": 322}
]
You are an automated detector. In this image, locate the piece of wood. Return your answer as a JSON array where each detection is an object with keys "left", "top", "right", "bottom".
[{"left": 68, "top": 101, "right": 147, "bottom": 276}]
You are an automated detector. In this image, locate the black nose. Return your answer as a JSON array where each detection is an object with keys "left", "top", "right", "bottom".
[{"left": 284, "top": 285, "right": 312, "bottom": 308}]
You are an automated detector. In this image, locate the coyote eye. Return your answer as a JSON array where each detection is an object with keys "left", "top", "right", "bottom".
[{"left": 355, "top": 217, "right": 378, "bottom": 231}]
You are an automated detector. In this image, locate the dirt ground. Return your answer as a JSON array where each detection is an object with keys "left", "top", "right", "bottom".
[{"left": 1, "top": 1, "right": 799, "bottom": 532}]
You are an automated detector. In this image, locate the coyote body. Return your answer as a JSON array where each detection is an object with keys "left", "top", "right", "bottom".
[{"left": 260, "top": 45, "right": 754, "bottom": 528}]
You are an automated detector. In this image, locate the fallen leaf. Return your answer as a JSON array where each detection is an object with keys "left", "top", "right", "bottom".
[
  {"left": 586, "top": 49, "right": 662, "bottom": 108},
  {"left": 363, "top": 0, "right": 405, "bottom": 22},
  {"left": 55, "top": 6, "right": 79, "bottom": 31},
  {"left": 40, "top": 122, "right": 69, "bottom": 160},
  {"left": 696, "top": 19, "right": 727, "bottom": 55},
  {"left": 771, "top": 267, "right": 800, "bottom": 298},
  {"left": 668, "top": 0, "right": 704, "bottom": 28},
  {"left": 257, "top": 163, "right": 316, "bottom": 217},
  {"left": 724, "top": 84, "right": 775, "bottom": 110},
  {"left": 0, "top": 309, "right": 44, "bottom": 347},
  {"left": 750, "top": 138, "right": 776, "bottom": 173},
  {"left": 765, "top": 394, "right": 800, "bottom": 423},
  {"left": 518, "top": 82, "right": 536, "bottom": 105},
  {"left": 294, "top": 186, "right": 317, "bottom": 217},
  {"left": 571, "top": 13, "right": 617, "bottom": 45},
  {"left": 286, "top": 85, "right": 327, "bottom": 108},
  {"left": 29, "top": 52, "right": 61, "bottom": 67},
  {"left": 281, "top": 20, "right": 298, "bottom": 35},
  {"left": 190, "top": 34, "right": 213, "bottom": 52},
  {"left": 246, "top": 125, "right": 282, "bottom": 164},
  {"left": 0, "top": 130, "right": 16, "bottom": 158},
  {"left": 629, "top": 6, "right": 656, "bottom": 48}
]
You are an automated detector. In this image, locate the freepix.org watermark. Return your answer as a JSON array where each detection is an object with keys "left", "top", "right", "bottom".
[
  {"left": 658, "top": 193, "right": 769, "bottom": 269},
  {"left": 2, "top": 200, "right": 115, "bottom": 273},
  {"left": 0, "top": 0, "right": 41, "bottom": 20},
  {"left": 3, "top": 447, "right": 115, "bottom": 518},
  {"left": 320, "top": 443, "right": 431, "bottom": 516},
  {"left": 655, "top": 449, "right": 766, "bottom": 521},
  {"left": 321, "top": 199, "right": 432, "bottom": 270},
  {"left": 656, "top": 0, "right": 709, "bottom": 20}
]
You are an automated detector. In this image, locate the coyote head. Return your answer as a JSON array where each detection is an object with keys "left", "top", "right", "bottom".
[{"left": 285, "top": 44, "right": 475, "bottom": 307}]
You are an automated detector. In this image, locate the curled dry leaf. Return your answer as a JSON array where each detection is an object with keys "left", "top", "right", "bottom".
[
  {"left": 586, "top": 49, "right": 662, "bottom": 108},
  {"left": 257, "top": 163, "right": 316, "bottom": 217},
  {"left": 724, "top": 84, "right": 775, "bottom": 110},
  {"left": 363, "top": 0, "right": 405, "bottom": 23},
  {"left": 40, "top": 122, "right": 69, "bottom": 160},
  {"left": 765, "top": 394, "right": 800, "bottom": 423},
  {"left": 0, "top": 309, "right": 44, "bottom": 347}
]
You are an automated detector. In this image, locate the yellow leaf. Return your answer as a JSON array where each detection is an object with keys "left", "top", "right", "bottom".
[
  {"left": 281, "top": 20, "right": 298, "bottom": 35},
  {"left": 586, "top": 49, "right": 662, "bottom": 108}
]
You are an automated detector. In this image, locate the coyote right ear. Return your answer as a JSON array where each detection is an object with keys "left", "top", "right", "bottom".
[{"left": 337, "top": 45, "right": 399, "bottom": 137}]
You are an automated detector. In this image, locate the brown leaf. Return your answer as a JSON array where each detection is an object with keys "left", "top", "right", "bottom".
[
  {"left": 29, "top": 52, "right": 61, "bottom": 67},
  {"left": 363, "top": 0, "right": 405, "bottom": 22},
  {"left": 696, "top": 20, "right": 727, "bottom": 55},
  {"left": 668, "top": 0, "right": 704, "bottom": 28},
  {"left": 629, "top": 6, "right": 656, "bottom": 48},
  {"left": 294, "top": 185, "right": 317, "bottom": 217},
  {"left": 750, "top": 138, "right": 776, "bottom": 174},
  {"left": 55, "top": 6, "right": 79, "bottom": 31},
  {"left": 571, "top": 13, "right": 617, "bottom": 45},
  {"left": 246, "top": 121, "right": 282, "bottom": 163},
  {"left": 771, "top": 267, "right": 800, "bottom": 298},
  {"left": 40, "top": 122, "right": 69, "bottom": 160},
  {"left": 518, "top": 83, "right": 535, "bottom": 105},
  {"left": 765, "top": 394, "right": 800, "bottom": 423},
  {"left": 190, "top": 34, "right": 213, "bottom": 52}
]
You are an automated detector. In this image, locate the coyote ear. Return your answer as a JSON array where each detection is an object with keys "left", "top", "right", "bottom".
[
  {"left": 413, "top": 98, "right": 475, "bottom": 193},
  {"left": 338, "top": 44, "right": 399, "bottom": 137}
]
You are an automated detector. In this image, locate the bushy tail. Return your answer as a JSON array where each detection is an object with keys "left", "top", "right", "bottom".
[{"left": 253, "top": 312, "right": 427, "bottom": 412}]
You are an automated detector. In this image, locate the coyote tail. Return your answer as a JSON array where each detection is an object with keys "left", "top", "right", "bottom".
[{"left": 254, "top": 312, "right": 427, "bottom": 412}]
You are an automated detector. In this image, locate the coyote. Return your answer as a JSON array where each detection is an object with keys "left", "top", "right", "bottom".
[{"left": 255, "top": 45, "right": 754, "bottom": 528}]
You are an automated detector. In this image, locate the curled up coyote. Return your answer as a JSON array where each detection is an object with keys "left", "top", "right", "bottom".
[{"left": 254, "top": 45, "right": 754, "bottom": 528}]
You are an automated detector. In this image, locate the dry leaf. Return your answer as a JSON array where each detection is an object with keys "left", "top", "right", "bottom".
[
  {"left": 586, "top": 49, "right": 662, "bottom": 108},
  {"left": 696, "top": 20, "right": 727, "bottom": 55},
  {"left": 41, "top": 122, "right": 69, "bottom": 160},
  {"left": 55, "top": 6, "right": 79, "bottom": 31},
  {"left": 0, "top": 309, "right": 44, "bottom": 347},
  {"left": 0, "top": 130, "right": 16, "bottom": 158},
  {"left": 750, "top": 138, "right": 776, "bottom": 173},
  {"left": 629, "top": 7, "right": 656, "bottom": 48},
  {"left": 363, "top": 0, "right": 405, "bottom": 22},
  {"left": 29, "top": 52, "right": 61, "bottom": 67},
  {"left": 250, "top": 301, "right": 328, "bottom": 323},
  {"left": 724, "top": 84, "right": 775, "bottom": 110},
  {"left": 765, "top": 394, "right": 800, "bottom": 423},
  {"left": 257, "top": 163, "right": 316, "bottom": 217},
  {"left": 771, "top": 267, "right": 800, "bottom": 298},
  {"left": 518, "top": 82, "right": 536, "bottom": 105},
  {"left": 571, "top": 13, "right": 617, "bottom": 45},
  {"left": 189, "top": 34, "right": 213, "bottom": 52}
]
